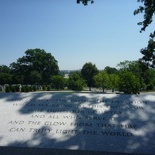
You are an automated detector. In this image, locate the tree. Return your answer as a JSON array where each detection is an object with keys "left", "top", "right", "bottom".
[
  {"left": 117, "top": 60, "right": 155, "bottom": 90},
  {"left": 0, "top": 73, "right": 12, "bottom": 85},
  {"left": 68, "top": 72, "right": 86, "bottom": 91},
  {"left": 117, "top": 60, "right": 143, "bottom": 77},
  {"left": 0, "top": 65, "right": 12, "bottom": 85},
  {"left": 29, "top": 71, "right": 42, "bottom": 85},
  {"left": 77, "top": 0, "right": 94, "bottom": 5},
  {"left": 118, "top": 70, "right": 141, "bottom": 94},
  {"left": 94, "top": 71, "right": 109, "bottom": 92},
  {"left": 143, "top": 68, "right": 155, "bottom": 89},
  {"left": 104, "top": 66, "right": 118, "bottom": 74},
  {"left": 10, "top": 48, "right": 59, "bottom": 85},
  {"left": 134, "top": 0, "right": 155, "bottom": 67},
  {"left": 81, "top": 62, "right": 99, "bottom": 91},
  {"left": 0, "top": 65, "right": 11, "bottom": 73},
  {"left": 109, "top": 74, "right": 119, "bottom": 92},
  {"left": 117, "top": 60, "right": 132, "bottom": 71},
  {"left": 51, "top": 75, "right": 65, "bottom": 90}
]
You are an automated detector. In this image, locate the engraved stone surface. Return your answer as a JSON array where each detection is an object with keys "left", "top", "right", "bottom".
[{"left": 0, "top": 92, "right": 155, "bottom": 155}]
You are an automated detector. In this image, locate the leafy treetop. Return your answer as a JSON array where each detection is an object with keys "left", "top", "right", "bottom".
[{"left": 76, "top": 0, "right": 94, "bottom": 5}]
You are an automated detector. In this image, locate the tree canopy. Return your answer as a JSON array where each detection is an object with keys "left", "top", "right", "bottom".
[
  {"left": 10, "top": 48, "right": 59, "bottom": 85},
  {"left": 81, "top": 62, "right": 99, "bottom": 91},
  {"left": 134, "top": 0, "right": 155, "bottom": 67},
  {"left": 68, "top": 72, "right": 86, "bottom": 91},
  {"left": 94, "top": 71, "right": 109, "bottom": 92},
  {"left": 118, "top": 70, "right": 141, "bottom": 94},
  {"left": 77, "top": 0, "right": 94, "bottom": 5}
]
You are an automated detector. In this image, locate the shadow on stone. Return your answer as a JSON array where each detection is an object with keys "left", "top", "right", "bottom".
[{"left": 0, "top": 92, "right": 154, "bottom": 155}]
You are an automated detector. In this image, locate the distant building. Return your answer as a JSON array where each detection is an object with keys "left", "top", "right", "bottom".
[{"left": 64, "top": 74, "right": 69, "bottom": 79}]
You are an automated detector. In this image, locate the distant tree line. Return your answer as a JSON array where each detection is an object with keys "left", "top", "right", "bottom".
[{"left": 0, "top": 48, "right": 155, "bottom": 94}]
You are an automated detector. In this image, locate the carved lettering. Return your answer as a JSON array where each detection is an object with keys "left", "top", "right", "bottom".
[
  {"left": 28, "top": 121, "right": 41, "bottom": 125},
  {"left": 56, "top": 129, "right": 78, "bottom": 134},
  {"left": 29, "top": 115, "right": 45, "bottom": 118},
  {"left": 70, "top": 122, "right": 92, "bottom": 127},
  {"left": 10, "top": 128, "right": 25, "bottom": 132},
  {"left": 101, "top": 131, "right": 133, "bottom": 137},
  {"left": 8, "top": 121, "right": 24, "bottom": 125},
  {"left": 29, "top": 128, "right": 52, "bottom": 133},
  {"left": 44, "top": 122, "right": 67, "bottom": 126},
  {"left": 83, "top": 130, "right": 97, "bottom": 135}
]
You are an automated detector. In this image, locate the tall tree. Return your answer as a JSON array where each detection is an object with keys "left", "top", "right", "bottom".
[
  {"left": 81, "top": 62, "right": 99, "bottom": 91},
  {"left": 94, "top": 71, "right": 109, "bottom": 92},
  {"left": 0, "top": 65, "right": 11, "bottom": 73},
  {"left": 0, "top": 65, "right": 12, "bottom": 85},
  {"left": 0, "top": 73, "right": 12, "bottom": 85},
  {"left": 117, "top": 60, "right": 146, "bottom": 89},
  {"left": 118, "top": 70, "right": 141, "bottom": 94},
  {"left": 134, "top": 0, "right": 155, "bottom": 67},
  {"left": 10, "top": 48, "right": 59, "bottom": 85},
  {"left": 104, "top": 66, "right": 118, "bottom": 74}
]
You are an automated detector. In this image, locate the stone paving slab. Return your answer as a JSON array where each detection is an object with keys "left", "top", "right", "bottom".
[{"left": 0, "top": 92, "right": 155, "bottom": 155}]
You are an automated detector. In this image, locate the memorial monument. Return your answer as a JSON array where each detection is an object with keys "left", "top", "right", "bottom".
[{"left": 0, "top": 92, "right": 155, "bottom": 155}]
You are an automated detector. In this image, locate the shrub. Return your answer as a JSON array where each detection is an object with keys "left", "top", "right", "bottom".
[
  {"left": 146, "top": 83, "right": 154, "bottom": 91},
  {"left": 5, "top": 86, "right": 11, "bottom": 92},
  {"left": 11, "top": 86, "right": 16, "bottom": 92},
  {"left": 32, "top": 85, "right": 37, "bottom": 91},
  {"left": 21, "top": 86, "right": 26, "bottom": 92},
  {"left": 15, "top": 85, "right": 20, "bottom": 92},
  {"left": 42, "top": 85, "right": 47, "bottom": 91},
  {"left": 25, "top": 86, "right": 30, "bottom": 92},
  {"left": 47, "top": 85, "right": 51, "bottom": 91}
]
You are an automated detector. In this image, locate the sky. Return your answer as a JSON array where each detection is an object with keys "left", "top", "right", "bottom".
[{"left": 0, "top": 0, "right": 154, "bottom": 70}]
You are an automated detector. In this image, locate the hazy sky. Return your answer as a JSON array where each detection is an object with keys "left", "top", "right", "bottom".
[{"left": 0, "top": 0, "right": 154, "bottom": 70}]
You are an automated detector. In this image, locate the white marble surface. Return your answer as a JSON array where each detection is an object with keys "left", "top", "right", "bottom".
[{"left": 0, "top": 92, "right": 155, "bottom": 154}]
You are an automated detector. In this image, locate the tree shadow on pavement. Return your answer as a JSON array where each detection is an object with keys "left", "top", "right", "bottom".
[{"left": 0, "top": 92, "right": 155, "bottom": 155}]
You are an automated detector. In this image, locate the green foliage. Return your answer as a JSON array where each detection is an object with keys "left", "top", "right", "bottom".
[
  {"left": 0, "top": 65, "right": 11, "bottom": 73},
  {"left": 109, "top": 74, "right": 119, "bottom": 91},
  {"left": 118, "top": 71, "right": 141, "bottom": 94},
  {"left": 5, "top": 86, "right": 11, "bottom": 93},
  {"left": 146, "top": 83, "right": 154, "bottom": 91},
  {"left": 134, "top": 0, "right": 155, "bottom": 67},
  {"left": 104, "top": 66, "right": 118, "bottom": 74},
  {"left": 11, "top": 86, "right": 16, "bottom": 92},
  {"left": 47, "top": 85, "right": 51, "bottom": 91},
  {"left": 77, "top": 0, "right": 94, "bottom": 5},
  {"left": 0, "top": 73, "right": 12, "bottom": 85},
  {"left": 21, "top": 86, "right": 26, "bottom": 92},
  {"left": 134, "top": 0, "right": 155, "bottom": 33},
  {"left": 139, "top": 39, "right": 155, "bottom": 67},
  {"left": 14, "top": 85, "right": 20, "bottom": 92},
  {"left": 21, "top": 85, "right": 31, "bottom": 92},
  {"left": 143, "top": 68, "right": 155, "bottom": 86},
  {"left": 94, "top": 71, "right": 109, "bottom": 92},
  {"left": 117, "top": 60, "right": 151, "bottom": 90},
  {"left": 42, "top": 85, "right": 47, "bottom": 91},
  {"left": 29, "top": 71, "right": 42, "bottom": 85},
  {"left": 32, "top": 85, "right": 37, "bottom": 91},
  {"left": 51, "top": 75, "right": 65, "bottom": 90},
  {"left": 81, "top": 62, "right": 99, "bottom": 91},
  {"left": 68, "top": 73, "right": 85, "bottom": 91},
  {"left": 10, "top": 48, "right": 59, "bottom": 85},
  {"left": 25, "top": 86, "right": 30, "bottom": 92}
]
